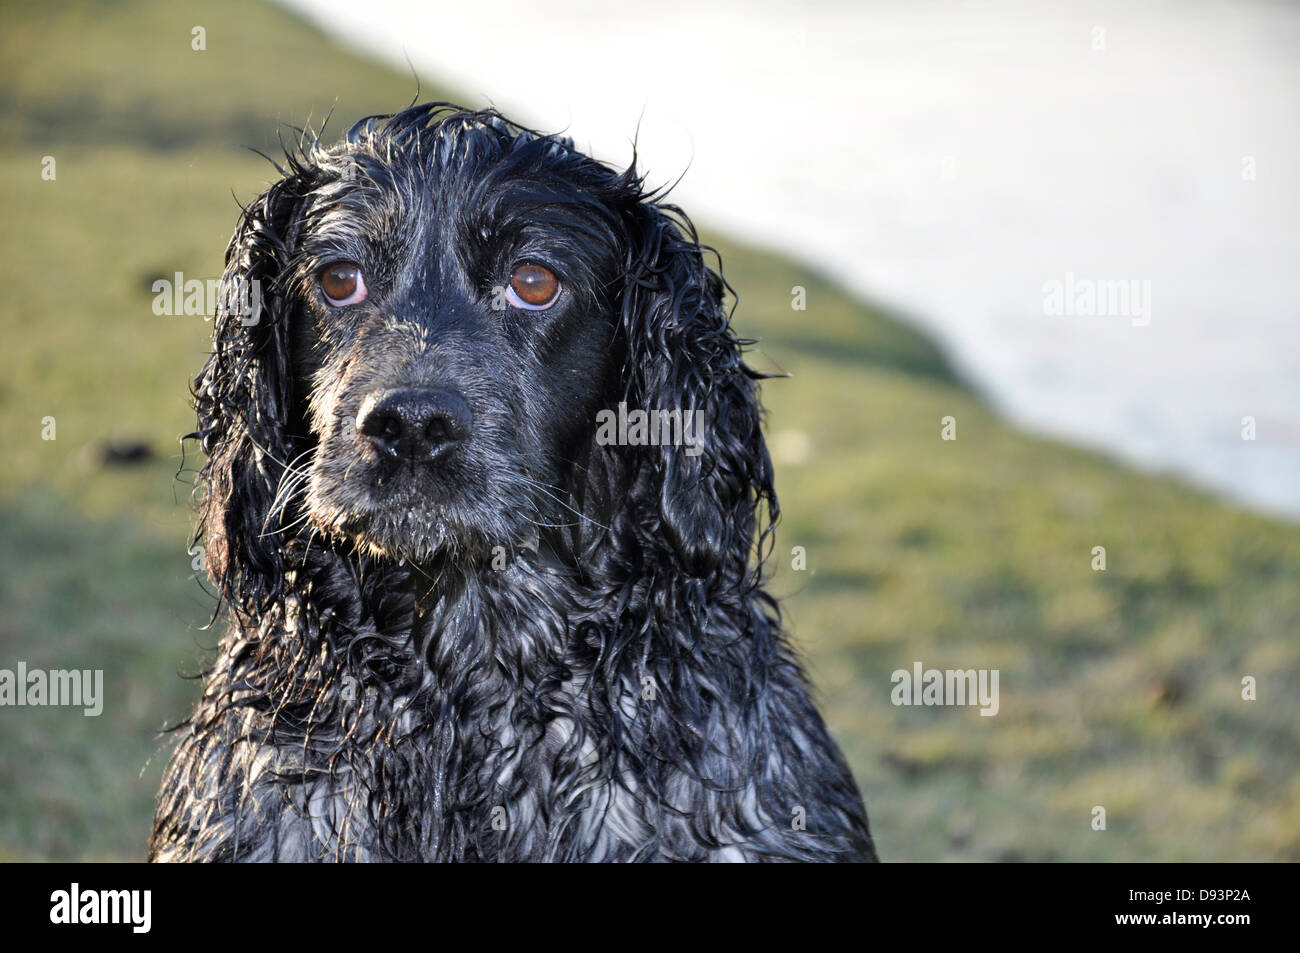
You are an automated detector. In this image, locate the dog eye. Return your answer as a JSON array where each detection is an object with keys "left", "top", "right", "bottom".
[
  {"left": 320, "top": 262, "right": 367, "bottom": 306},
  {"left": 506, "top": 263, "right": 560, "bottom": 310}
]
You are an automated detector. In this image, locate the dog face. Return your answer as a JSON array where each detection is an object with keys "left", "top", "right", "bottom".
[
  {"left": 197, "top": 104, "right": 770, "bottom": 602},
  {"left": 278, "top": 121, "right": 633, "bottom": 562}
]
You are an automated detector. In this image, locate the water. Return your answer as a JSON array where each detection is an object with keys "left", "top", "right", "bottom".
[{"left": 280, "top": 0, "right": 1300, "bottom": 520}]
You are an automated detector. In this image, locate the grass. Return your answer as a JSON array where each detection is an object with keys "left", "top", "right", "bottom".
[{"left": 2, "top": 0, "right": 1298, "bottom": 862}]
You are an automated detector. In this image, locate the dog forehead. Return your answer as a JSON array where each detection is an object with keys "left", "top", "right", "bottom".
[
  {"left": 323, "top": 121, "right": 579, "bottom": 210},
  {"left": 425, "top": 123, "right": 585, "bottom": 203}
]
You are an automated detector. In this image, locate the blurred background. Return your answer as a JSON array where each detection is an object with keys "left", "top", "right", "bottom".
[{"left": 1, "top": 0, "right": 1297, "bottom": 861}]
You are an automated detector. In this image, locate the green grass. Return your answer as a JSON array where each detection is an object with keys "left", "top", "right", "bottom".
[{"left": 2, "top": 0, "right": 1298, "bottom": 862}]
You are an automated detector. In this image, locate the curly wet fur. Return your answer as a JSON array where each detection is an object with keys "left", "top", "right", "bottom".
[{"left": 150, "top": 102, "right": 876, "bottom": 862}]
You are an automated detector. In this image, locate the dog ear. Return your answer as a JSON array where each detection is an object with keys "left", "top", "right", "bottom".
[
  {"left": 616, "top": 202, "right": 778, "bottom": 580},
  {"left": 192, "top": 176, "right": 304, "bottom": 616}
]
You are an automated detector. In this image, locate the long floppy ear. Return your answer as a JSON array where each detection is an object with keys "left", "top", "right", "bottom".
[
  {"left": 618, "top": 202, "right": 778, "bottom": 581},
  {"left": 192, "top": 176, "right": 305, "bottom": 618}
]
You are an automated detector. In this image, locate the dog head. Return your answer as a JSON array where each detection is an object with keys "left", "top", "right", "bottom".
[{"left": 194, "top": 103, "right": 774, "bottom": 614}]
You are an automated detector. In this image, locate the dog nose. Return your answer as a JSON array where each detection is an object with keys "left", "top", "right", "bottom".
[{"left": 356, "top": 387, "right": 472, "bottom": 461}]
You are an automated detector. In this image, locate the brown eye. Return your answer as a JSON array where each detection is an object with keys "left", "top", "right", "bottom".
[
  {"left": 507, "top": 263, "right": 560, "bottom": 310},
  {"left": 320, "top": 262, "right": 367, "bottom": 306}
]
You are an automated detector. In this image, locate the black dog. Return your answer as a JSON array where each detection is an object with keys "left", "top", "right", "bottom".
[{"left": 151, "top": 103, "right": 876, "bottom": 862}]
